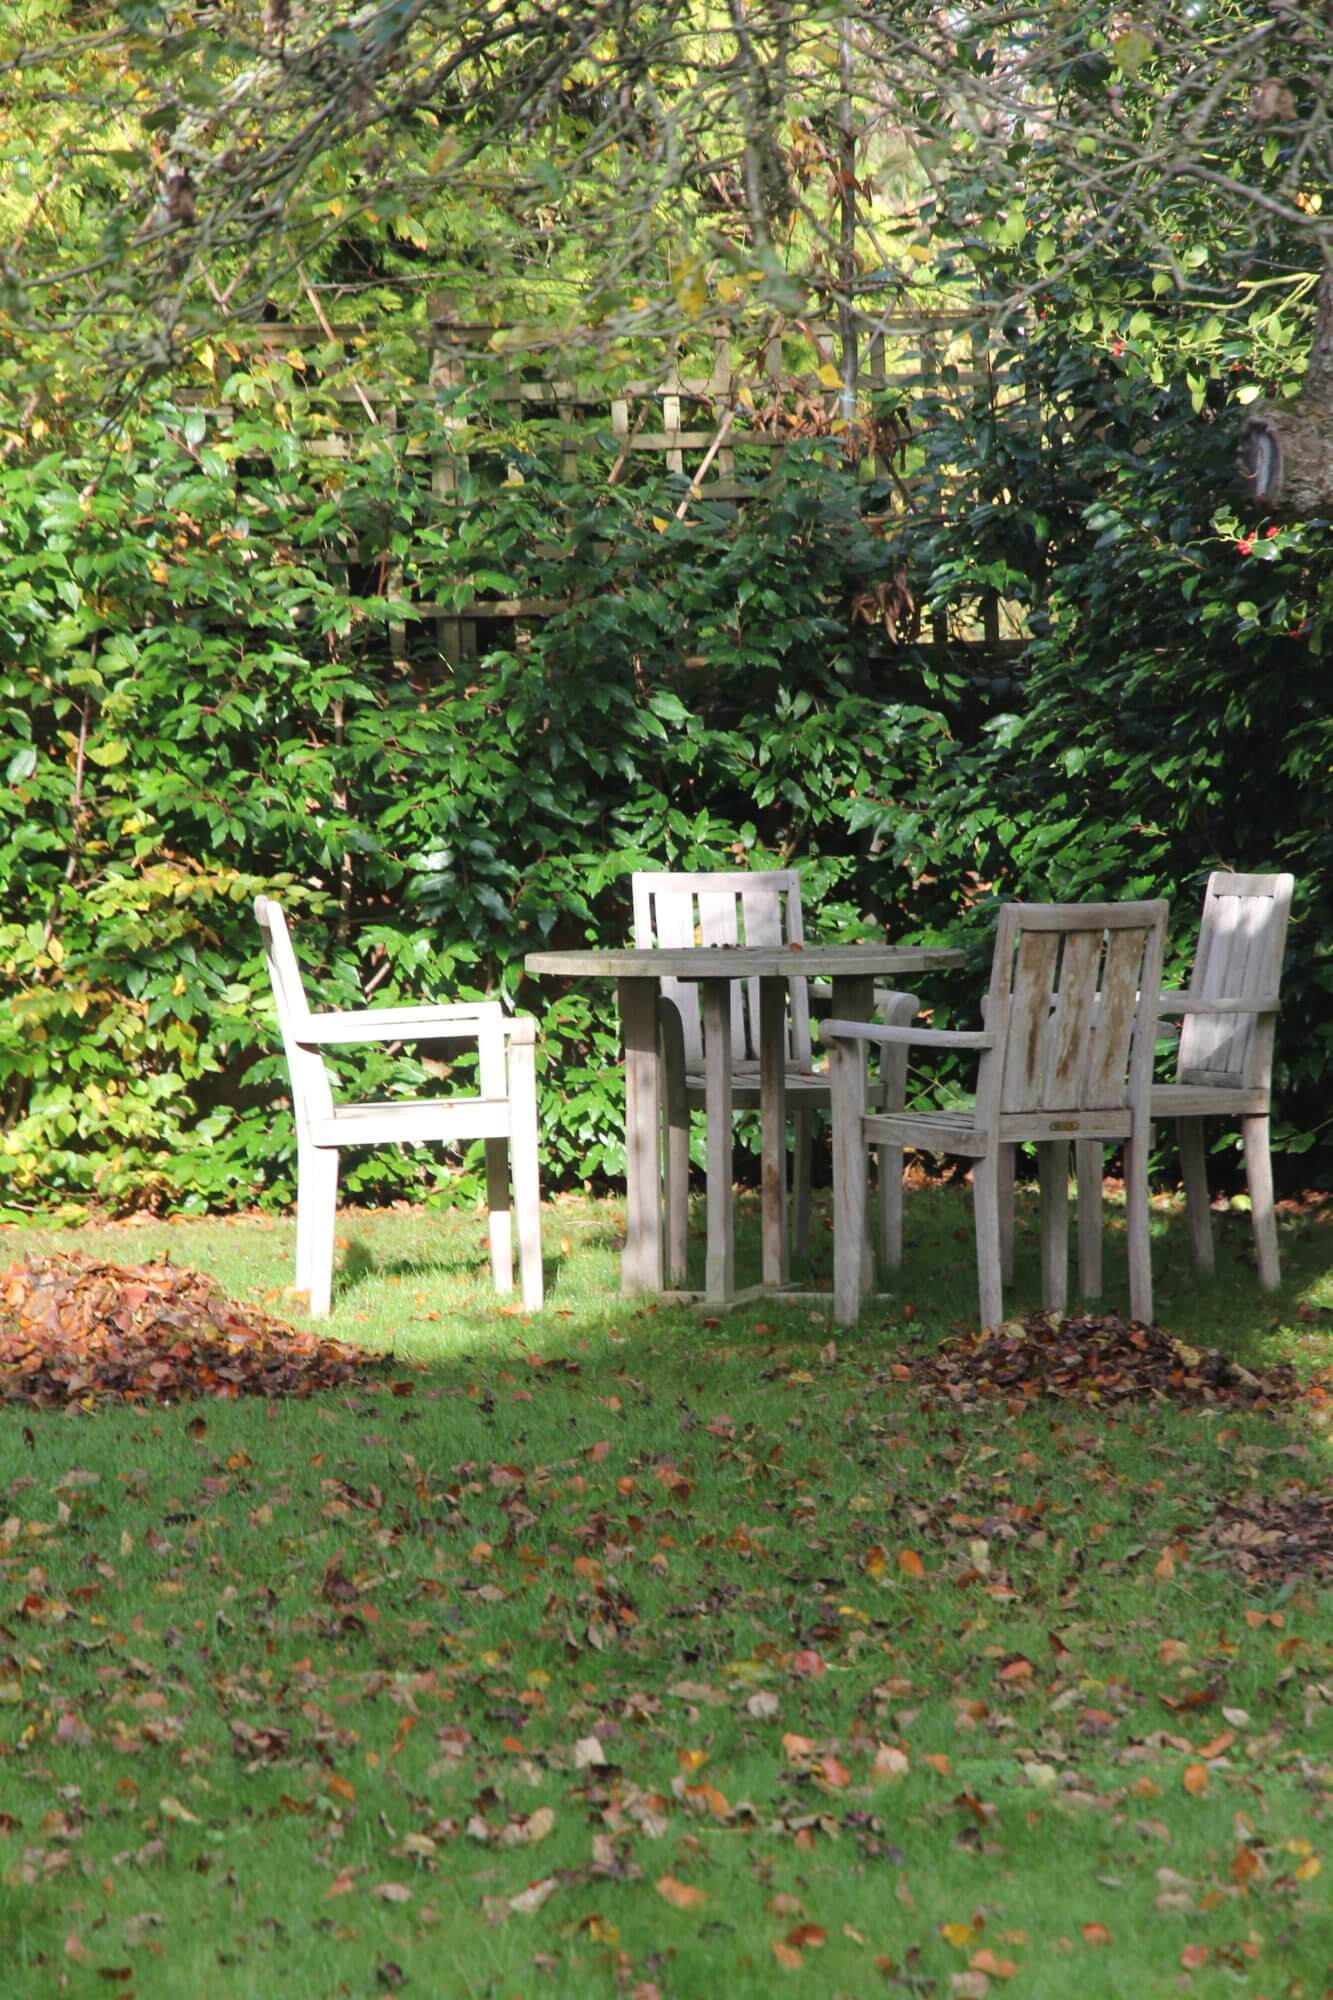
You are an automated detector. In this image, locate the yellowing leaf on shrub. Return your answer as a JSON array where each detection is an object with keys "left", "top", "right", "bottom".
[{"left": 816, "top": 362, "right": 841, "bottom": 389}]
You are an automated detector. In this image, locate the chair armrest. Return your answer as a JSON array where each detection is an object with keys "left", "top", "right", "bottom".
[
  {"left": 1157, "top": 992, "right": 1281, "bottom": 1017},
  {"left": 820, "top": 1018, "right": 993, "bottom": 1052},
  {"left": 299, "top": 1003, "right": 507, "bottom": 1047}
]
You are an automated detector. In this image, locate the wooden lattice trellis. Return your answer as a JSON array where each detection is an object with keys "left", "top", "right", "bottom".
[{"left": 201, "top": 300, "right": 1023, "bottom": 666}]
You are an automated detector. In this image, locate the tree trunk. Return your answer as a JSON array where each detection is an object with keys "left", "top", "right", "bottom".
[{"left": 1238, "top": 267, "right": 1333, "bottom": 517}]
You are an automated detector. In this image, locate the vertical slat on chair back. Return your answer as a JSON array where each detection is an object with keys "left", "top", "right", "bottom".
[
  {"left": 990, "top": 902, "right": 1168, "bottom": 1116},
  {"left": 254, "top": 897, "right": 336, "bottom": 1131},
  {"left": 1178, "top": 873, "right": 1293, "bottom": 1089},
  {"left": 631, "top": 870, "right": 812, "bottom": 1067},
  {"left": 633, "top": 874, "right": 706, "bottom": 1062}
]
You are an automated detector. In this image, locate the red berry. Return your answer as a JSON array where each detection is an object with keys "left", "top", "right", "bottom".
[{"left": 1237, "top": 539, "right": 1254, "bottom": 555}]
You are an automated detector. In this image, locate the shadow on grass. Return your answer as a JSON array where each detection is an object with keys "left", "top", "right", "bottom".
[
  {"left": 335, "top": 1234, "right": 581, "bottom": 1306},
  {"left": 660, "top": 1179, "right": 1333, "bottom": 1376}
]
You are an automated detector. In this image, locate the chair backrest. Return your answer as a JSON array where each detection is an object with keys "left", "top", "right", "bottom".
[
  {"left": 255, "top": 896, "right": 336, "bottom": 1134},
  {"left": 1177, "top": 872, "right": 1293, "bottom": 1092},
  {"left": 976, "top": 900, "right": 1168, "bottom": 1129},
  {"left": 630, "top": 869, "right": 814, "bottom": 1069}
]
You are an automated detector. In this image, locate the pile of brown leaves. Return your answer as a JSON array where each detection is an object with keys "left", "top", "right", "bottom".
[
  {"left": 898, "top": 1312, "right": 1307, "bottom": 1412},
  {"left": 0, "top": 1255, "right": 385, "bottom": 1409}
]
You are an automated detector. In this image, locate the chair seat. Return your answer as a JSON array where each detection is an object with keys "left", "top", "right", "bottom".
[
  {"left": 1150, "top": 1081, "right": 1269, "bottom": 1117},
  {"left": 309, "top": 1096, "right": 514, "bottom": 1149}
]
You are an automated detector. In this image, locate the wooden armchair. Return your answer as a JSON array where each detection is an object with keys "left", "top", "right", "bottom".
[
  {"left": 255, "top": 896, "right": 542, "bottom": 1317},
  {"left": 631, "top": 869, "right": 911, "bottom": 1284},
  {"left": 822, "top": 900, "right": 1167, "bottom": 1330},
  {"left": 1076, "top": 871, "right": 1293, "bottom": 1294}
]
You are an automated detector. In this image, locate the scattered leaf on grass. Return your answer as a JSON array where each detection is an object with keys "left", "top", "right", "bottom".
[{"left": 656, "top": 1875, "right": 706, "bottom": 1911}]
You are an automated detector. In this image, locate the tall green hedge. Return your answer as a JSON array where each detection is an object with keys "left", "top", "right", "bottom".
[{"left": 2, "top": 322, "right": 1329, "bottom": 1219}]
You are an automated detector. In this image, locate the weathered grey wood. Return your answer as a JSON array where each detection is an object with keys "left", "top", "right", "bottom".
[
  {"left": 876, "top": 990, "right": 918, "bottom": 1271},
  {"left": 619, "top": 977, "right": 662, "bottom": 1295},
  {"left": 257, "top": 896, "right": 542, "bottom": 1318},
  {"left": 624, "top": 882, "right": 962, "bottom": 1291},
  {"left": 758, "top": 974, "right": 789, "bottom": 1288},
  {"left": 791, "top": 1108, "right": 813, "bottom": 1261},
  {"left": 824, "top": 900, "right": 1167, "bottom": 1333},
  {"left": 821, "top": 1019, "right": 991, "bottom": 1051},
  {"left": 972, "top": 1153, "right": 1003, "bottom": 1330},
  {"left": 1003, "top": 929, "right": 1059, "bottom": 1113},
  {"left": 528, "top": 938, "right": 962, "bottom": 1310},
  {"left": 828, "top": 1012, "right": 869, "bottom": 1323},
  {"left": 1075, "top": 1139, "right": 1104, "bottom": 1297},
  {"left": 527, "top": 944, "right": 965, "bottom": 979},
  {"left": 701, "top": 978, "right": 734, "bottom": 1301},
  {"left": 1242, "top": 1114, "right": 1280, "bottom": 1291},
  {"left": 657, "top": 996, "right": 690, "bottom": 1286},
  {"left": 998, "top": 1141, "right": 1016, "bottom": 1283},
  {"left": 1176, "top": 1119, "right": 1214, "bottom": 1275},
  {"left": 1156, "top": 873, "right": 1293, "bottom": 1290},
  {"left": 1125, "top": 1122, "right": 1154, "bottom": 1323},
  {"left": 1038, "top": 1141, "right": 1070, "bottom": 1313},
  {"left": 833, "top": 974, "right": 878, "bottom": 1297}
]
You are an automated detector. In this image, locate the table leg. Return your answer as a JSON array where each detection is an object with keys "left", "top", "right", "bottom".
[
  {"left": 758, "top": 973, "right": 789, "bottom": 1287},
  {"left": 832, "top": 974, "right": 876, "bottom": 1297},
  {"left": 620, "top": 977, "right": 662, "bottom": 1294},
  {"left": 701, "top": 977, "right": 734, "bottom": 1301}
]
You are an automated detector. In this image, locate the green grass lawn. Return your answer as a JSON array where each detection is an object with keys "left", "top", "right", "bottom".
[{"left": 1, "top": 1185, "right": 1330, "bottom": 2000}]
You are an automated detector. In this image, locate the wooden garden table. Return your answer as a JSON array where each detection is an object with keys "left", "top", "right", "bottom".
[{"left": 523, "top": 942, "right": 963, "bottom": 1305}]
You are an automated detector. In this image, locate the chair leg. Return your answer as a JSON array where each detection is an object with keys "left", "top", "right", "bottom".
[
  {"left": 998, "top": 1143, "right": 1016, "bottom": 1283},
  {"left": 485, "top": 1138, "right": 513, "bottom": 1295},
  {"left": 658, "top": 998, "right": 689, "bottom": 1288},
  {"left": 791, "top": 1109, "right": 813, "bottom": 1266},
  {"left": 972, "top": 1152, "right": 1003, "bottom": 1331},
  {"left": 1241, "top": 1114, "right": 1280, "bottom": 1292},
  {"left": 1037, "top": 1141, "right": 1069, "bottom": 1317},
  {"left": 828, "top": 1034, "right": 868, "bottom": 1327},
  {"left": 876, "top": 991, "right": 914, "bottom": 1274},
  {"left": 1176, "top": 1119, "right": 1215, "bottom": 1277},
  {"left": 507, "top": 1029, "right": 544, "bottom": 1312},
  {"left": 1124, "top": 1122, "right": 1154, "bottom": 1326},
  {"left": 299, "top": 1145, "right": 340, "bottom": 1319},
  {"left": 1075, "top": 1140, "right": 1103, "bottom": 1299},
  {"left": 876, "top": 1142, "right": 903, "bottom": 1272}
]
